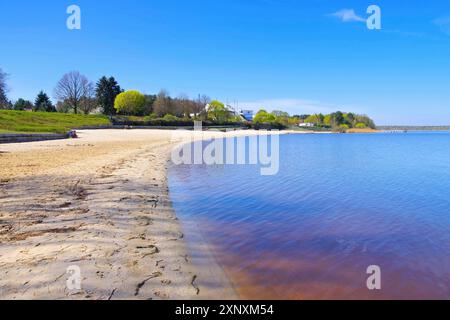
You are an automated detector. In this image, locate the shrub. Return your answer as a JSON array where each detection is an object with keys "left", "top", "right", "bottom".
[
  {"left": 162, "top": 114, "right": 180, "bottom": 121},
  {"left": 334, "top": 124, "right": 350, "bottom": 133},
  {"left": 252, "top": 110, "right": 286, "bottom": 130},
  {"left": 355, "top": 122, "right": 367, "bottom": 129}
]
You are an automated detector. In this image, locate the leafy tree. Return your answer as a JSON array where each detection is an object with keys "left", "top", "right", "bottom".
[
  {"left": 207, "top": 100, "right": 231, "bottom": 123},
  {"left": 114, "top": 90, "right": 146, "bottom": 115},
  {"left": 355, "top": 114, "right": 376, "bottom": 129},
  {"left": 330, "top": 111, "right": 344, "bottom": 127},
  {"left": 95, "top": 76, "right": 123, "bottom": 115},
  {"left": 253, "top": 110, "right": 276, "bottom": 123},
  {"left": 346, "top": 112, "right": 356, "bottom": 126},
  {"left": 287, "top": 116, "right": 301, "bottom": 126},
  {"left": 323, "top": 114, "right": 332, "bottom": 127},
  {"left": 14, "top": 98, "right": 33, "bottom": 111},
  {"left": 271, "top": 110, "right": 290, "bottom": 118},
  {"left": 271, "top": 110, "right": 290, "bottom": 126},
  {"left": 305, "top": 114, "right": 324, "bottom": 125},
  {"left": 34, "top": 91, "right": 56, "bottom": 112}
]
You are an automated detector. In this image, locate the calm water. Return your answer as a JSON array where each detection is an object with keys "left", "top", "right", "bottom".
[{"left": 169, "top": 132, "right": 450, "bottom": 299}]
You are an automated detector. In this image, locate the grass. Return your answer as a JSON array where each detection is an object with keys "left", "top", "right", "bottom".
[{"left": 0, "top": 110, "right": 111, "bottom": 134}]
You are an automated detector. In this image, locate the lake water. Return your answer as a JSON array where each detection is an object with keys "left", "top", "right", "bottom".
[{"left": 168, "top": 132, "right": 450, "bottom": 299}]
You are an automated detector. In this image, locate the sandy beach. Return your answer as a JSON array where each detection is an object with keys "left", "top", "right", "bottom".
[{"left": 0, "top": 129, "right": 288, "bottom": 300}]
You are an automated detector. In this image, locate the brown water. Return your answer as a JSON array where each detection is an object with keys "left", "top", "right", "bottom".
[{"left": 169, "top": 133, "right": 450, "bottom": 299}]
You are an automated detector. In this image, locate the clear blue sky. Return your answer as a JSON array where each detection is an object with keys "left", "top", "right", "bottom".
[{"left": 1, "top": 0, "right": 450, "bottom": 125}]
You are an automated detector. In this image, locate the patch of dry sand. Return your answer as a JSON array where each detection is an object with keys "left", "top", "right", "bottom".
[{"left": 0, "top": 129, "right": 292, "bottom": 300}]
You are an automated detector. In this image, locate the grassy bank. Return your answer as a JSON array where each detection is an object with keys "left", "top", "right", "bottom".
[{"left": 0, "top": 110, "right": 111, "bottom": 134}]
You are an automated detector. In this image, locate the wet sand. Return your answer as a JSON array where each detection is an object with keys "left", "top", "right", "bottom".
[{"left": 0, "top": 129, "right": 288, "bottom": 300}]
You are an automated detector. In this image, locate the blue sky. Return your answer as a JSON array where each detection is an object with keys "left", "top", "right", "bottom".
[{"left": 1, "top": 1, "right": 450, "bottom": 125}]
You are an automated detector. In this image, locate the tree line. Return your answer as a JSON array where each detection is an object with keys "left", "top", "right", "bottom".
[
  {"left": 1, "top": 67, "right": 376, "bottom": 130},
  {"left": 0, "top": 68, "right": 213, "bottom": 119},
  {"left": 252, "top": 110, "right": 376, "bottom": 131}
]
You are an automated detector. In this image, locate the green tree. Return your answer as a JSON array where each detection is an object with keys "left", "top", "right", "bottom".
[
  {"left": 330, "top": 111, "right": 344, "bottom": 128},
  {"left": 346, "top": 112, "right": 356, "bottom": 126},
  {"left": 323, "top": 114, "right": 332, "bottom": 127},
  {"left": 305, "top": 114, "right": 324, "bottom": 125},
  {"left": 34, "top": 91, "right": 56, "bottom": 112},
  {"left": 298, "top": 114, "right": 310, "bottom": 120},
  {"left": 207, "top": 100, "right": 230, "bottom": 123},
  {"left": 355, "top": 114, "right": 376, "bottom": 129},
  {"left": 14, "top": 98, "right": 33, "bottom": 111},
  {"left": 95, "top": 76, "right": 123, "bottom": 115},
  {"left": 253, "top": 110, "right": 276, "bottom": 123},
  {"left": 114, "top": 90, "right": 146, "bottom": 115}
]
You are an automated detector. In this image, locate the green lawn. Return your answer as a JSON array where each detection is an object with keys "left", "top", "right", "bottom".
[{"left": 0, "top": 110, "right": 111, "bottom": 134}]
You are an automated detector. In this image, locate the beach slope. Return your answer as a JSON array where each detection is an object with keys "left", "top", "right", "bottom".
[{"left": 0, "top": 129, "right": 250, "bottom": 299}]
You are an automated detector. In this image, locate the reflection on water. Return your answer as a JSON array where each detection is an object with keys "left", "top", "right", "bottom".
[{"left": 169, "top": 133, "right": 450, "bottom": 299}]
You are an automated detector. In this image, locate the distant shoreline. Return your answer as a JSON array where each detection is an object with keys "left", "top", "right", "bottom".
[{"left": 378, "top": 126, "right": 450, "bottom": 131}]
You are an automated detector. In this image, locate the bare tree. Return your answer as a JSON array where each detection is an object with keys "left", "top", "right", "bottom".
[
  {"left": 78, "top": 83, "right": 98, "bottom": 115},
  {"left": 54, "top": 71, "right": 92, "bottom": 114},
  {"left": 56, "top": 100, "right": 72, "bottom": 113},
  {"left": 193, "top": 94, "right": 210, "bottom": 119},
  {"left": 0, "top": 68, "right": 10, "bottom": 109},
  {"left": 175, "top": 94, "right": 192, "bottom": 118},
  {"left": 153, "top": 89, "right": 172, "bottom": 117}
]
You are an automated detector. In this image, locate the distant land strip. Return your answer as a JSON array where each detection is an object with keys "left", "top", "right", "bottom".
[{"left": 379, "top": 126, "right": 450, "bottom": 131}]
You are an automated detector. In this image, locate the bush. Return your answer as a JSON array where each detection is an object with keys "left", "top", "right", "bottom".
[
  {"left": 111, "top": 115, "right": 247, "bottom": 128},
  {"left": 252, "top": 110, "right": 286, "bottom": 130},
  {"left": 334, "top": 124, "right": 349, "bottom": 133},
  {"left": 355, "top": 122, "right": 367, "bottom": 129},
  {"left": 114, "top": 90, "right": 146, "bottom": 115},
  {"left": 162, "top": 114, "right": 181, "bottom": 121}
]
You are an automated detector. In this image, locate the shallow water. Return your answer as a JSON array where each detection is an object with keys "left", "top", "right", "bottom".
[{"left": 169, "top": 132, "right": 450, "bottom": 299}]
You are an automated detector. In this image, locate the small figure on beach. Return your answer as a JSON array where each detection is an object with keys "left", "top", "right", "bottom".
[{"left": 68, "top": 130, "right": 78, "bottom": 139}]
